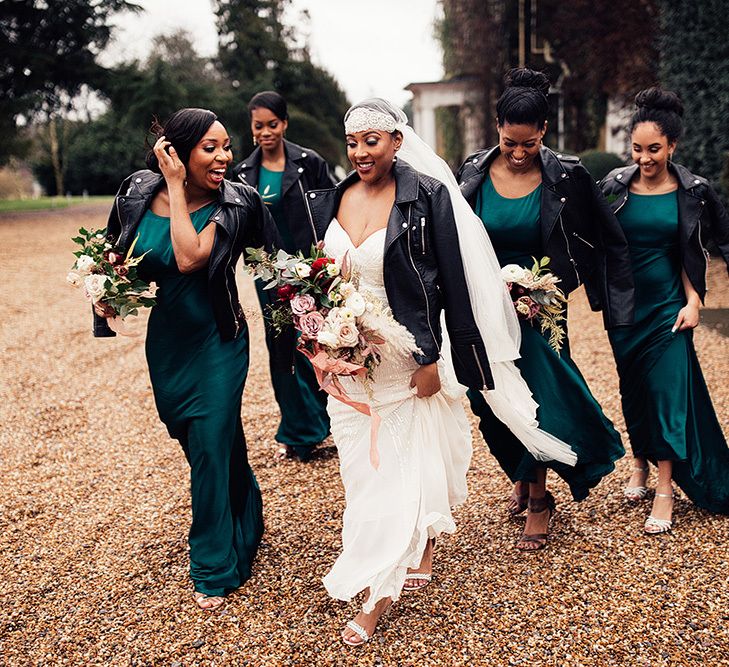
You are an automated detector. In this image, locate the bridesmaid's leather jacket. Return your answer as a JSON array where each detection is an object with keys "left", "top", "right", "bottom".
[
  {"left": 93, "top": 170, "right": 278, "bottom": 341},
  {"left": 233, "top": 139, "right": 336, "bottom": 252},
  {"left": 306, "top": 158, "right": 494, "bottom": 391},
  {"left": 600, "top": 162, "right": 729, "bottom": 302},
  {"left": 458, "top": 145, "right": 635, "bottom": 329}
]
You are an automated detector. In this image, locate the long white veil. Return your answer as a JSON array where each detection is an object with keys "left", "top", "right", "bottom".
[{"left": 347, "top": 99, "right": 576, "bottom": 466}]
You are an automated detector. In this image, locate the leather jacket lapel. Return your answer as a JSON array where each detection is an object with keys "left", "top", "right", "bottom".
[
  {"left": 539, "top": 147, "right": 570, "bottom": 240},
  {"left": 235, "top": 147, "right": 262, "bottom": 189}
]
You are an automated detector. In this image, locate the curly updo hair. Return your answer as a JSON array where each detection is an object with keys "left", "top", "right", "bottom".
[
  {"left": 629, "top": 87, "right": 684, "bottom": 143},
  {"left": 496, "top": 68, "right": 551, "bottom": 128},
  {"left": 145, "top": 108, "right": 219, "bottom": 173},
  {"left": 248, "top": 90, "right": 288, "bottom": 121}
]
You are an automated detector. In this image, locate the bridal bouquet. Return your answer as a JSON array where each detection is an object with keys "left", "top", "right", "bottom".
[
  {"left": 67, "top": 227, "right": 157, "bottom": 333},
  {"left": 501, "top": 257, "right": 567, "bottom": 353},
  {"left": 246, "top": 243, "right": 420, "bottom": 385}
]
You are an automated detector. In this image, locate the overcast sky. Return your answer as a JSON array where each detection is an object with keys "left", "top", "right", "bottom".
[{"left": 105, "top": 0, "right": 444, "bottom": 107}]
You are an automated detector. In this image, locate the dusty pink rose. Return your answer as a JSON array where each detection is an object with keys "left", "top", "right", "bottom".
[
  {"left": 290, "top": 293, "right": 316, "bottom": 316},
  {"left": 338, "top": 322, "right": 360, "bottom": 348},
  {"left": 297, "top": 311, "right": 325, "bottom": 339}
]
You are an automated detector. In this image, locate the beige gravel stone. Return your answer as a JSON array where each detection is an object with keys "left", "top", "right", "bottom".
[{"left": 1, "top": 203, "right": 728, "bottom": 667}]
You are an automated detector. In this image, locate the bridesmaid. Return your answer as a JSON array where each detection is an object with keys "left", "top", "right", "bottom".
[
  {"left": 600, "top": 88, "right": 729, "bottom": 531},
  {"left": 457, "top": 68, "right": 634, "bottom": 550},
  {"left": 95, "top": 108, "right": 277, "bottom": 607},
  {"left": 233, "top": 91, "right": 334, "bottom": 462}
]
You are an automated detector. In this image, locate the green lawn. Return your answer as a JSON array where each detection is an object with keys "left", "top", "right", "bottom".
[{"left": 0, "top": 196, "right": 114, "bottom": 212}]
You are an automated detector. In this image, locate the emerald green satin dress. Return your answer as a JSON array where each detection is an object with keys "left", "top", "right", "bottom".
[
  {"left": 134, "top": 203, "right": 264, "bottom": 596},
  {"left": 467, "top": 177, "right": 624, "bottom": 500},
  {"left": 609, "top": 192, "right": 729, "bottom": 513},
  {"left": 256, "top": 166, "right": 329, "bottom": 460}
]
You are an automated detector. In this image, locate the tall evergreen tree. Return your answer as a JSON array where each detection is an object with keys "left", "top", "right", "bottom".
[
  {"left": 213, "top": 0, "right": 348, "bottom": 166},
  {"left": 0, "top": 0, "right": 140, "bottom": 165},
  {"left": 659, "top": 0, "right": 729, "bottom": 196}
]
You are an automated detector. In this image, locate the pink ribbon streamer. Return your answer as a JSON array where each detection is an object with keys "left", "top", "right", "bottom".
[{"left": 299, "top": 345, "right": 382, "bottom": 469}]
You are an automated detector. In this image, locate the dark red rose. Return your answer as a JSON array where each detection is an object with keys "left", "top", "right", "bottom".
[
  {"left": 103, "top": 248, "right": 125, "bottom": 265},
  {"left": 114, "top": 264, "right": 129, "bottom": 277},
  {"left": 276, "top": 284, "right": 297, "bottom": 301},
  {"left": 311, "top": 257, "right": 334, "bottom": 274}
]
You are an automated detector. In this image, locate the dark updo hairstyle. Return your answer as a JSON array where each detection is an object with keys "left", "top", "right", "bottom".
[
  {"left": 629, "top": 87, "right": 684, "bottom": 143},
  {"left": 146, "top": 108, "right": 219, "bottom": 173},
  {"left": 496, "top": 68, "right": 551, "bottom": 128},
  {"left": 248, "top": 90, "right": 288, "bottom": 120}
]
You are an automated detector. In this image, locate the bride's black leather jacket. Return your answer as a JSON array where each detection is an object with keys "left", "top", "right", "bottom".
[
  {"left": 306, "top": 158, "right": 494, "bottom": 391},
  {"left": 93, "top": 169, "right": 279, "bottom": 341}
]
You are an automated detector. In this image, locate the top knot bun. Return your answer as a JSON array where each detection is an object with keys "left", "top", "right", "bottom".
[
  {"left": 635, "top": 87, "right": 684, "bottom": 117},
  {"left": 504, "top": 68, "right": 551, "bottom": 97}
]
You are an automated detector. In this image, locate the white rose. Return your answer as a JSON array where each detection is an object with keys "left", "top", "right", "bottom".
[
  {"left": 75, "top": 255, "right": 96, "bottom": 275},
  {"left": 345, "top": 292, "right": 366, "bottom": 317},
  {"left": 66, "top": 271, "right": 82, "bottom": 287},
  {"left": 317, "top": 329, "right": 340, "bottom": 349},
  {"left": 83, "top": 274, "right": 108, "bottom": 303},
  {"left": 294, "top": 262, "right": 311, "bottom": 279},
  {"left": 326, "top": 262, "right": 340, "bottom": 277},
  {"left": 104, "top": 243, "right": 112, "bottom": 250},
  {"left": 500, "top": 264, "right": 528, "bottom": 283},
  {"left": 338, "top": 281, "right": 355, "bottom": 299}
]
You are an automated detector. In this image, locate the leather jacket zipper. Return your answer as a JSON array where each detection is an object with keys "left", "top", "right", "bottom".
[
  {"left": 406, "top": 205, "right": 439, "bottom": 352},
  {"left": 697, "top": 213, "right": 710, "bottom": 287},
  {"left": 472, "top": 344, "right": 487, "bottom": 388},
  {"left": 572, "top": 232, "right": 594, "bottom": 249},
  {"left": 298, "top": 180, "right": 318, "bottom": 242},
  {"left": 420, "top": 217, "right": 426, "bottom": 255},
  {"left": 224, "top": 214, "right": 240, "bottom": 337},
  {"left": 558, "top": 213, "right": 580, "bottom": 285}
]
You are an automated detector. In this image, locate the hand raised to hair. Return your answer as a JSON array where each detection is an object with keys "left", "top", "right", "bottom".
[{"left": 153, "top": 136, "right": 186, "bottom": 187}]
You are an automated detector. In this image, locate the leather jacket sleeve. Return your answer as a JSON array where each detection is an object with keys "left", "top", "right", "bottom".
[
  {"left": 705, "top": 184, "right": 729, "bottom": 273},
  {"left": 582, "top": 169, "right": 634, "bottom": 328},
  {"left": 429, "top": 183, "right": 493, "bottom": 390}
]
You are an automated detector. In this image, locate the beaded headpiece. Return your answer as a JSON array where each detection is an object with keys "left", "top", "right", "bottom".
[{"left": 344, "top": 107, "right": 398, "bottom": 135}]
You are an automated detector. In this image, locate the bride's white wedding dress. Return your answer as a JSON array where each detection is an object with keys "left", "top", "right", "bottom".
[{"left": 322, "top": 219, "right": 472, "bottom": 613}]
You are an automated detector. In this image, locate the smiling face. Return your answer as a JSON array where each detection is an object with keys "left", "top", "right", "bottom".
[
  {"left": 345, "top": 129, "right": 401, "bottom": 184},
  {"left": 497, "top": 121, "right": 546, "bottom": 172},
  {"left": 251, "top": 107, "right": 287, "bottom": 152},
  {"left": 185, "top": 120, "right": 232, "bottom": 192},
  {"left": 631, "top": 121, "right": 676, "bottom": 181}
]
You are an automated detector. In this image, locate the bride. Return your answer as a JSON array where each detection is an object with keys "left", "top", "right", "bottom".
[{"left": 305, "top": 99, "right": 576, "bottom": 645}]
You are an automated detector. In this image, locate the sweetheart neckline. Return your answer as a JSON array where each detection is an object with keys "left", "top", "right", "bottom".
[{"left": 330, "top": 218, "right": 387, "bottom": 251}]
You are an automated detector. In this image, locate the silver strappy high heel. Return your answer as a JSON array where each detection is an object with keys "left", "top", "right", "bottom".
[
  {"left": 624, "top": 465, "right": 649, "bottom": 501},
  {"left": 644, "top": 491, "right": 674, "bottom": 534}
]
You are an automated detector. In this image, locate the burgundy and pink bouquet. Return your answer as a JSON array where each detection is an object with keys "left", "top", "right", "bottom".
[
  {"left": 67, "top": 227, "right": 157, "bottom": 335},
  {"left": 246, "top": 243, "right": 420, "bottom": 388},
  {"left": 501, "top": 257, "right": 567, "bottom": 353}
]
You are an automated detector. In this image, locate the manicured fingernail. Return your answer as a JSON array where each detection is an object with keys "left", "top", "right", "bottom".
[{"left": 671, "top": 326, "right": 677, "bottom": 333}]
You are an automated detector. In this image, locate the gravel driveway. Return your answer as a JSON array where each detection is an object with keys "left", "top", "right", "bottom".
[{"left": 1, "top": 203, "right": 728, "bottom": 667}]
